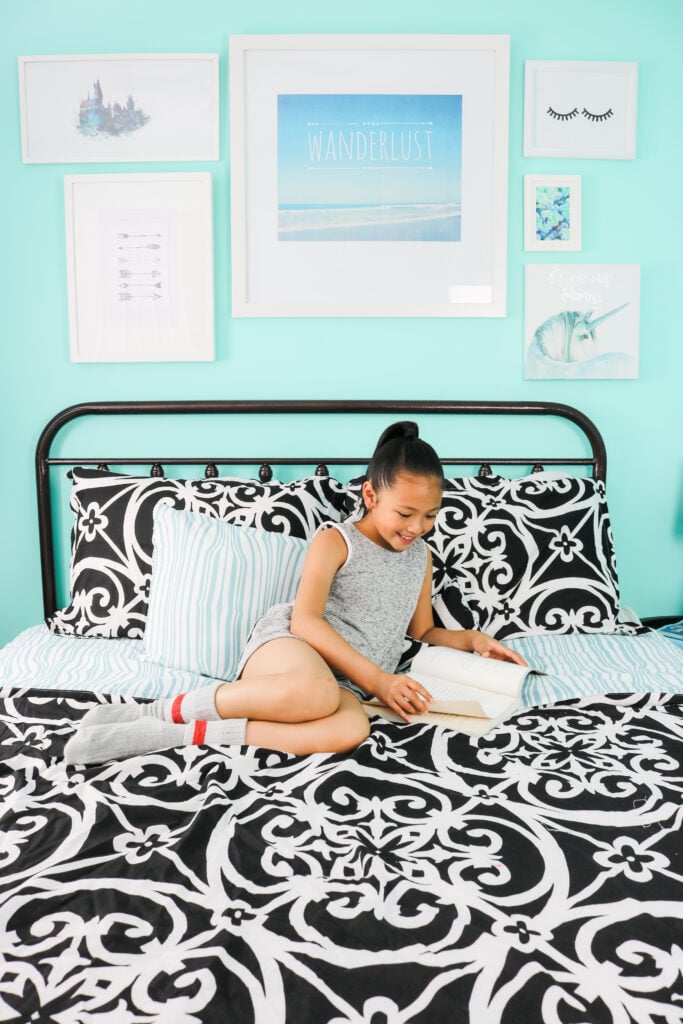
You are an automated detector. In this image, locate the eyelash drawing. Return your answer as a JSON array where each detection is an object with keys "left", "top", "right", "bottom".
[
  {"left": 546, "top": 105, "right": 615, "bottom": 123},
  {"left": 547, "top": 106, "right": 579, "bottom": 121},
  {"left": 582, "top": 107, "right": 614, "bottom": 122}
]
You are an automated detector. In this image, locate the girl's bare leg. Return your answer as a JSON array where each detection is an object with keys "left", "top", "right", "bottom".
[
  {"left": 214, "top": 637, "right": 342, "bottom": 723},
  {"left": 246, "top": 689, "right": 370, "bottom": 755},
  {"left": 222, "top": 637, "right": 370, "bottom": 755}
]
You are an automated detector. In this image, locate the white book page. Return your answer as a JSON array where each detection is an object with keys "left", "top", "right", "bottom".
[
  {"left": 412, "top": 674, "right": 518, "bottom": 718},
  {"left": 409, "top": 645, "right": 532, "bottom": 699},
  {"left": 428, "top": 706, "right": 520, "bottom": 735},
  {"left": 364, "top": 699, "right": 522, "bottom": 735}
]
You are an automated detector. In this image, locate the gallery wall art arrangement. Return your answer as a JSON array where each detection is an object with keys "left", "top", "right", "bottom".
[{"left": 16, "top": 39, "right": 639, "bottom": 376}]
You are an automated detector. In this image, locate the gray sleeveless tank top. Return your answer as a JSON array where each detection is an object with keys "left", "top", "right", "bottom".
[
  {"left": 323, "top": 520, "right": 427, "bottom": 685},
  {"left": 236, "top": 519, "right": 428, "bottom": 700}
]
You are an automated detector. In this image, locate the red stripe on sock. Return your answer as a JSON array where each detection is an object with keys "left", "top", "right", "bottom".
[
  {"left": 171, "top": 694, "right": 186, "bottom": 724},
  {"left": 192, "top": 720, "right": 207, "bottom": 745}
]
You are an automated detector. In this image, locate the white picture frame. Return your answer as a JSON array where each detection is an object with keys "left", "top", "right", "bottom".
[
  {"left": 229, "top": 34, "right": 510, "bottom": 317},
  {"left": 19, "top": 54, "right": 219, "bottom": 163},
  {"left": 65, "top": 172, "right": 215, "bottom": 362},
  {"left": 524, "top": 174, "right": 581, "bottom": 252},
  {"left": 524, "top": 263, "right": 640, "bottom": 380},
  {"left": 523, "top": 60, "right": 638, "bottom": 159}
]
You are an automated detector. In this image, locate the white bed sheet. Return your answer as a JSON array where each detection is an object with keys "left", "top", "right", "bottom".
[{"left": 1, "top": 622, "right": 682, "bottom": 707}]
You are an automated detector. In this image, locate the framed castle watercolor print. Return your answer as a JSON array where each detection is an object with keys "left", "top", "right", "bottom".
[
  {"left": 524, "top": 175, "right": 581, "bottom": 252},
  {"left": 18, "top": 55, "right": 219, "bottom": 163},
  {"left": 229, "top": 34, "right": 510, "bottom": 317},
  {"left": 523, "top": 60, "right": 638, "bottom": 159}
]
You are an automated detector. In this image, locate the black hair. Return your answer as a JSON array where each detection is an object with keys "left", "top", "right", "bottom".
[{"left": 366, "top": 420, "right": 444, "bottom": 491}]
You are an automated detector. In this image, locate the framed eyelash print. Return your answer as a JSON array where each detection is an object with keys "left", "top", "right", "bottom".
[{"left": 523, "top": 60, "right": 638, "bottom": 159}]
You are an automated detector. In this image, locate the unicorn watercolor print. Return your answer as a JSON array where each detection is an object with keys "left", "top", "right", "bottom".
[{"left": 524, "top": 264, "right": 640, "bottom": 380}]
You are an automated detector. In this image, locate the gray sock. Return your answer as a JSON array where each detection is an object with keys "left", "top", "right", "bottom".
[
  {"left": 81, "top": 703, "right": 148, "bottom": 727},
  {"left": 63, "top": 715, "right": 247, "bottom": 766},
  {"left": 151, "top": 683, "right": 223, "bottom": 723},
  {"left": 79, "top": 683, "right": 223, "bottom": 729}
]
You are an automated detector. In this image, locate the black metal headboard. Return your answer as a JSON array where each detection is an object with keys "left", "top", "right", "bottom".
[{"left": 35, "top": 399, "right": 607, "bottom": 622}]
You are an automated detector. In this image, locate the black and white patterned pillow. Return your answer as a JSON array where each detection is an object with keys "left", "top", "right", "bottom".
[
  {"left": 50, "top": 469, "right": 349, "bottom": 639},
  {"left": 343, "top": 471, "right": 622, "bottom": 638},
  {"left": 339, "top": 475, "right": 364, "bottom": 520},
  {"left": 430, "top": 474, "right": 622, "bottom": 639}
]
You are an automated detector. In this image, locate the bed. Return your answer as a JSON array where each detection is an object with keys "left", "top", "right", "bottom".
[{"left": 1, "top": 399, "right": 682, "bottom": 1024}]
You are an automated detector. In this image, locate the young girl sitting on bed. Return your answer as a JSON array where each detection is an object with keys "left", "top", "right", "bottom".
[{"left": 64, "top": 421, "right": 525, "bottom": 765}]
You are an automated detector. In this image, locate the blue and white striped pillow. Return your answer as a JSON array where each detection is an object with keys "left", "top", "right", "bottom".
[{"left": 143, "top": 504, "right": 308, "bottom": 680}]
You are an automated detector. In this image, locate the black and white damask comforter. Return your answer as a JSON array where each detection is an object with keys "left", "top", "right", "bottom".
[{"left": 1, "top": 687, "right": 683, "bottom": 1023}]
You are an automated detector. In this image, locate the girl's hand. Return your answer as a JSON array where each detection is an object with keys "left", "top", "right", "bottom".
[
  {"left": 470, "top": 630, "right": 528, "bottom": 666},
  {"left": 376, "top": 673, "right": 433, "bottom": 724}
]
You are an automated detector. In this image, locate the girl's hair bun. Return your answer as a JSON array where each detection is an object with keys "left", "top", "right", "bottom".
[
  {"left": 366, "top": 419, "right": 443, "bottom": 492},
  {"left": 373, "top": 420, "right": 419, "bottom": 453}
]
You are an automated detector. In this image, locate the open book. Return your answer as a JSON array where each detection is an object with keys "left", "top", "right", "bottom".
[{"left": 364, "top": 644, "right": 540, "bottom": 736}]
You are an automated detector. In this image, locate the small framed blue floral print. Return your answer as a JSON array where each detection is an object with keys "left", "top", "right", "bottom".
[{"left": 524, "top": 175, "right": 581, "bottom": 252}]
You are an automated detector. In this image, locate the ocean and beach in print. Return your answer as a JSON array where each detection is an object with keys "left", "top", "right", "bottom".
[{"left": 277, "top": 93, "right": 462, "bottom": 242}]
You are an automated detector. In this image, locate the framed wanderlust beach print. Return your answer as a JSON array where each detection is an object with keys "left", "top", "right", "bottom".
[{"left": 229, "top": 35, "right": 510, "bottom": 317}]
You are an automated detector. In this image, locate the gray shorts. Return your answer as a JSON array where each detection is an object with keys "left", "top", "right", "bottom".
[{"left": 235, "top": 602, "right": 370, "bottom": 703}]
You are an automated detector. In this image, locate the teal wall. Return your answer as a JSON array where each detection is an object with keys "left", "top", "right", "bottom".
[{"left": 1, "top": 0, "right": 682, "bottom": 646}]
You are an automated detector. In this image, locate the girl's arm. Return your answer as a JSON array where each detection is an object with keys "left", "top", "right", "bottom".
[
  {"left": 408, "top": 550, "right": 528, "bottom": 666},
  {"left": 290, "top": 530, "right": 433, "bottom": 716}
]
